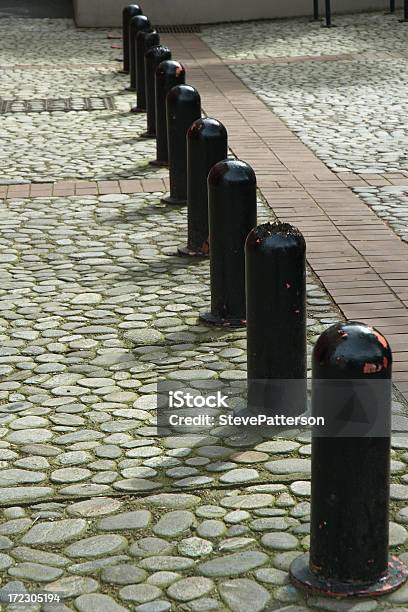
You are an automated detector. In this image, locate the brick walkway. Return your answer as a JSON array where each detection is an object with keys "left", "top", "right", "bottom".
[
  {"left": 0, "top": 178, "right": 169, "bottom": 198},
  {"left": 4, "top": 31, "right": 408, "bottom": 396},
  {"left": 168, "top": 33, "right": 408, "bottom": 397}
]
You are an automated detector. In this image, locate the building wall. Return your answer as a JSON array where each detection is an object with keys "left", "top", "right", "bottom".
[{"left": 74, "top": 0, "right": 402, "bottom": 27}]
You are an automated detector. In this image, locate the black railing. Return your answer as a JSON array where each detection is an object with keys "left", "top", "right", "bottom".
[{"left": 315, "top": 0, "right": 404, "bottom": 27}]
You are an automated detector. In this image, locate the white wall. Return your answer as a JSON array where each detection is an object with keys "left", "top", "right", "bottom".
[{"left": 74, "top": 0, "right": 403, "bottom": 27}]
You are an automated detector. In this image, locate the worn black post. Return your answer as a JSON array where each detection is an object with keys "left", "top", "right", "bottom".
[
  {"left": 245, "top": 222, "right": 307, "bottom": 418},
  {"left": 389, "top": 0, "right": 395, "bottom": 13},
  {"left": 290, "top": 321, "right": 408, "bottom": 597},
  {"left": 178, "top": 118, "right": 228, "bottom": 257},
  {"left": 128, "top": 15, "right": 151, "bottom": 91},
  {"left": 143, "top": 46, "right": 172, "bottom": 139},
  {"left": 324, "top": 0, "right": 332, "bottom": 26},
  {"left": 122, "top": 4, "right": 142, "bottom": 73},
  {"left": 132, "top": 30, "right": 160, "bottom": 113},
  {"left": 199, "top": 159, "right": 257, "bottom": 327},
  {"left": 312, "top": 0, "right": 319, "bottom": 20},
  {"left": 161, "top": 85, "right": 202, "bottom": 205},
  {"left": 404, "top": 0, "right": 408, "bottom": 20},
  {"left": 150, "top": 60, "right": 186, "bottom": 167}
]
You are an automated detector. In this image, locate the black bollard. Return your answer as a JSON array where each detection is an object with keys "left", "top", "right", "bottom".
[
  {"left": 132, "top": 30, "right": 160, "bottom": 113},
  {"left": 324, "top": 0, "right": 332, "bottom": 26},
  {"left": 142, "top": 46, "right": 172, "bottom": 139},
  {"left": 128, "top": 15, "right": 151, "bottom": 92},
  {"left": 404, "top": 0, "right": 408, "bottom": 20},
  {"left": 178, "top": 118, "right": 228, "bottom": 257},
  {"left": 389, "top": 0, "right": 395, "bottom": 12},
  {"left": 290, "top": 321, "right": 408, "bottom": 597},
  {"left": 245, "top": 222, "right": 307, "bottom": 418},
  {"left": 122, "top": 4, "right": 142, "bottom": 73},
  {"left": 199, "top": 159, "right": 257, "bottom": 327},
  {"left": 150, "top": 60, "right": 186, "bottom": 167},
  {"left": 312, "top": 0, "right": 319, "bottom": 20},
  {"left": 161, "top": 85, "right": 202, "bottom": 205}
]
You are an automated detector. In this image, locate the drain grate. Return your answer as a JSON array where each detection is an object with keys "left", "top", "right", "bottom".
[
  {"left": 156, "top": 24, "right": 201, "bottom": 33},
  {"left": 0, "top": 96, "right": 116, "bottom": 114}
]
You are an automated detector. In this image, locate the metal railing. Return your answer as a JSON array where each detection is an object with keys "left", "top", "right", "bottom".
[{"left": 313, "top": 0, "right": 408, "bottom": 26}]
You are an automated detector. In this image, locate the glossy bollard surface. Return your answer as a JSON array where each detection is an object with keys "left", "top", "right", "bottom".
[
  {"left": 150, "top": 60, "right": 185, "bottom": 167},
  {"left": 290, "top": 321, "right": 408, "bottom": 597},
  {"left": 128, "top": 15, "right": 151, "bottom": 91},
  {"left": 161, "top": 85, "right": 202, "bottom": 205},
  {"left": 143, "top": 46, "right": 172, "bottom": 139},
  {"left": 132, "top": 30, "right": 160, "bottom": 113},
  {"left": 178, "top": 118, "right": 228, "bottom": 256},
  {"left": 246, "top": 222, "right": 307, "bottom": 418},
  {"left": 122, "top": 4, "right": 142, "bottom": 73},
  {"left": 199, "top": 159, "right": 257, "bottom": 327}
]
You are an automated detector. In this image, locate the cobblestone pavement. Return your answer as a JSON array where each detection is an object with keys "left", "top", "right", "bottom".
[
  {"left": 0, "top": 18, "right": 166, "bottom": 184},
  {"left": 200, "top": 12, "right": 408, "bottom": 60},
  {"left": 353, "top": 187, "right": 408, "bottom": 245},
  {"left": 1, "top": 191, "right": 408, "bottom": 611},
  {"left": 200, "top": 12, "right": 408, "bottom": 176},
  {"left": 201, "top": 10, "right": 408, "bottom": 298},
  {"left": 1, "top": 12, "right": 408, "bottom": 612}
]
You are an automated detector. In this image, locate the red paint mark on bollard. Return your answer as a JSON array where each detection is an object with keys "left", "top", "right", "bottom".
[
  {"left": 363, "top": 362, "right": 381, "bottom": 374},
  {"left": 200, "top": 241, "right": 209, "bottom": 255},
  {"left": 373, "top": 329, "right": 389, "bottom": 349}
]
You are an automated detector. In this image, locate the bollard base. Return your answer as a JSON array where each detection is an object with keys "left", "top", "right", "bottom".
[
  {"left": 149, "top": 159, "right": 168, "bottom": 167},
  {"left": 131, "top": 106, "right": 146, "bottom": 114},
  {"left": 289, "top": 554, "right": 408, "bottom": 598},
  {"left": 199, "top": 311, "right": 246, "bottom": 328},
  {"left": 140, "top": 131, "right": 155, "bottom": 139},
  {"left": 125, "top": 86, "right": 137, "bottom": 92},
  {"left": 177, "top": 245, "right": 209, "bottom": 257},
  {"left": 161, "top": 195, "right": 187, "bottom": 206}
]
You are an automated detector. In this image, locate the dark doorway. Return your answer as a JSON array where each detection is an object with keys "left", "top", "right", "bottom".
[{"left": 0, "top": 0, "right": 73, "bottom": 18}]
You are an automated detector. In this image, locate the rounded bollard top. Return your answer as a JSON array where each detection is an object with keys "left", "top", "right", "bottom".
[
  {"left": 246, "top": 221, "right": 305, "bottom": 256},
  {"left": 313, "top": 321, "right": 392, "bottom": 380},
  {"left": 156, "top": 60, "right": 185, "bottom": 79},
  {"left": 208, "top": 158, "right": 256, "bottom": 187},
  {"left": 138, "top": 29, "right": 159, "bottom": 44},
  {"left": 123, "top": 4, "right": 142, "bottom": 17},
  {"left": 166, "top": 84, "right": 201, "bottom": 105},
  {"left": 145, "top": 45, "right": 171, "bottom": 61},
  {"left": 188, "top": 117, "right": 227, "bottom": 142},
  {"left": 130, "top": 14, "right": 150, "bottom": 29},
  {"left": 136, "top": 28, "right": 158, "bottom": 39}
]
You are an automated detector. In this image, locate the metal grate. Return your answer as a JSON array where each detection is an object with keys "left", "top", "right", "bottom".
[
  {"left": 0, "top": 96, "right": 116, "bottom": 114},
  {"left": 156, "top": 24, "right": 201, "bottom": 33}
]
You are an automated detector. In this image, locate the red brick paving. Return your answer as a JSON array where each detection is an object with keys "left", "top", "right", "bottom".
[{"left": 0, "top": 179, "right": 167, "bottom": 198}]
